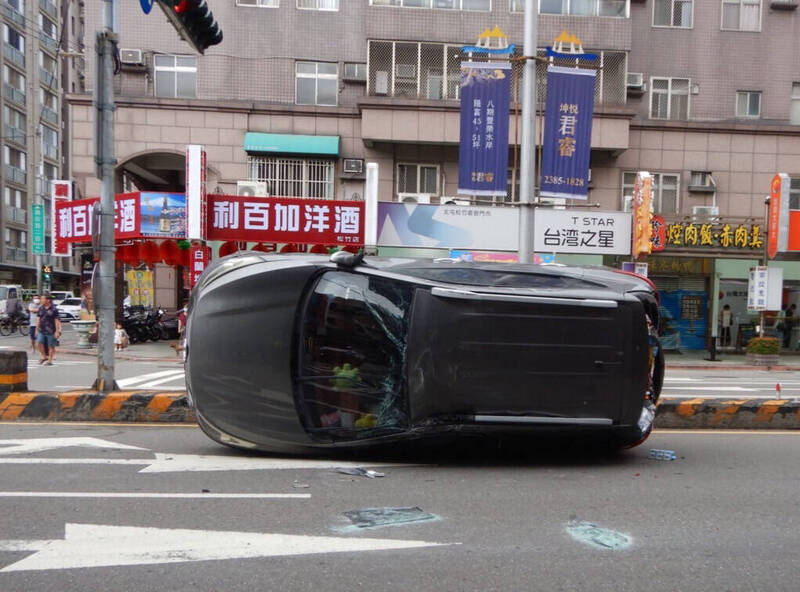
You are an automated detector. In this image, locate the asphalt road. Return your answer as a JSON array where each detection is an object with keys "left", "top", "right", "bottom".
[{"left": 0, "top": 424, "right": 798, "bottom": 591}]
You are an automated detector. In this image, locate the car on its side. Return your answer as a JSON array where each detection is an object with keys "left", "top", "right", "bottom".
[
  {"left": 185, "top": 253, "right": 664, "bottom": 454},
  {"left": 57, "top": 298, "right": 84, "bottom": 321}
]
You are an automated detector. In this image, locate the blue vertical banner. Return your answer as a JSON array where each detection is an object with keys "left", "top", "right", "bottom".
[
  {"left": 540, "top": 66, "right": 596, "bottom": 200},
  {"left": 457, "top": 62, "right": 511, "bottom": 196}
]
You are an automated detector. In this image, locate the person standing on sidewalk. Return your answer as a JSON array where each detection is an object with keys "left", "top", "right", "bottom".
[
  {"left": 35, "top": 293, "right": 61, "bottom": 366},
  {"left": 27, "top": 294, "right": 43, "bottom": 353},
  {"left": 720, "top": 304, "right": 732, "bottom": 348}
]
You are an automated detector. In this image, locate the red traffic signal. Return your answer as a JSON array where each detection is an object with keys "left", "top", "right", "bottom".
[{"left": 157, "top": 0, "right": 223, "bottom": 54}]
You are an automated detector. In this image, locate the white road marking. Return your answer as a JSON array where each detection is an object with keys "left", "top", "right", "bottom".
[
  {"left": 0, "top": 453, "right": 414, "bottom": 474},
  {"left": 0, "top": 523, "right": 449, "bottom": 572},
  {"left": 116, "top": 370, "right": 185, "bottom": 388},
  {"left": 0, "top": 492, "right": 310, "bottom": 499},
  {"left": 0, "top": 437, "right": 146, "bottom": 456},
  {"left": 136, "top": 374, "right": 186, "bottom": 389},
  {"left": 660, "top": 386, "right": 755, "bottom": 392}
]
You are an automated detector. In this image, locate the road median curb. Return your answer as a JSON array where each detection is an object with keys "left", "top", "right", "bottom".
[
  {"left": 0, "top": 391, "right": 194, "bottom": 422},
  {"left": 656, "top": 397, "right": 800, "bottom": 429}
]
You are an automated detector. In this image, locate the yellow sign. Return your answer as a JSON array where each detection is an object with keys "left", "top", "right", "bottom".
[{"left": 662, "top": 222, "right": 764, "bottom": 250}]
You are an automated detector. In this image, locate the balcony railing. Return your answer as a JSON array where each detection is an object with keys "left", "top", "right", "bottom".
[
  {"left": 41, "top": 105, "right": 58, "bottom": 125},
  {"left": 4, "top": 164, "right": 26, "bottom": 185},
  {"left": 3, "top": 43, "right": 25, "bottom": 68},
  {"left": 40, "top": 67, "right": 57, "bottom": 88},
  {"left": 4, "top": 205, "right": 27, "bottom": 224},
  {"left": 3, "top": 83, "right": 26, "bottom": 106},
  {"left": 5, "top": 246, "right": 28, "bottom": 262},
  {"left": 511, "top": 0, "right": 628, "bottom": 16},
  {"left": 42, "top": 143, "right": 58, "bottom": 161},
  {"left": 39, "top": 33, "right": 58, "bottom": 53},
  {"left": 39, "top": 0, "right": 58, "bottom": 18},
  {"left": 2, "top": 3, "right": 25, "bottom": 27},
  {"left": 3, "top": 124, "right": 26, "bottom": 145}
]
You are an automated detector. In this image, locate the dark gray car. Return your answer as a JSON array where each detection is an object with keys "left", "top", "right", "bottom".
[{"left": 185, "top": 253, "right": 663, "bottom": 454}]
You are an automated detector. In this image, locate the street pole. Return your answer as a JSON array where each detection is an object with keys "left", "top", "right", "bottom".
[
  {"left": 517, "top": 0, "right": 538, "bottom": 264},
  {"left": 93, "top": 0, "right": 117, "bottom": 391}
]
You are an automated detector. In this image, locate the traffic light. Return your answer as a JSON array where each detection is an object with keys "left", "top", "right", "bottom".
[
  {"left": 42, "top": 265, "right": 52, "bottom": 290},
  {"left": 157, "top": 0, "right": 223, "bottom": 54}
]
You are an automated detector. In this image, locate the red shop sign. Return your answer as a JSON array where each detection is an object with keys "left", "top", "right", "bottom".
[
  {"left": 55, "top": 193, "right": 141, "bottom": 244},
  {"left": 206, "top": 195, "right": 364, "bottom": 246},
  {"left": 189, "top": 245, "right": 211, "bottom": 289}
]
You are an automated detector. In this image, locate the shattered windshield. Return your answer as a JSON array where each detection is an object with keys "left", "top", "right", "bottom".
[{"left": 296, "top": 271, "right": 414, "bottom": 440}]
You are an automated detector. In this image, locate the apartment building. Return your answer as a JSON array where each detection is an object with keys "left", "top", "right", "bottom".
[
  {"left": 70, "top": 0, "right": 800, "bottom": 346},
  {"left": 0, "top": 0, "right": 79, "bottom": 289}
]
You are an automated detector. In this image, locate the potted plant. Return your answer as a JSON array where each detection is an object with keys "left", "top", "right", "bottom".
[{"left": 746, "top": 336, "right": 781, "bottom": 366}]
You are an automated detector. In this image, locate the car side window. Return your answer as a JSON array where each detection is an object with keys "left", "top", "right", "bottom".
[{"left": 296, "top": 271, "right": 414, "bottom": 440}]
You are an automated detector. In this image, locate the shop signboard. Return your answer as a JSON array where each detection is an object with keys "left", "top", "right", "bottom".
[
  {"left": 51, "top": 180, "right": 73, "bottom": 256},
  {"left": 376, "top": 202, "right": 517, "bottom": 250},
  {"left": 539, "top": 66, "right": 596, "bottom": 200},
  {"left": 139, "top": 192, "right": 186, "bottom": 238},
  {"left": 55, "top": 193, "right": 141, "bottom": 244},
  {"left": 767, "top": 173, "right": 790, "bottom": 258},
  {"left": 533, "top": 210, "right": 631, "bottom": 255},
  {"left": 206, "top": 195, "right": 365, "bottom": 246},
  {"left": 31, "top": 204, "right": 45, "bottom": 255},
  {"left": 653, "top": 216, "right": 765, "bottom": 253},
  {"left": 747, "top": 266, "right": 782, "bottom": 312},
  {"left": 457, "top": 62, "right": 511, "bottom": 196},
  {"left": 189, "top": 245, "right": 211, "bottom": 289}
]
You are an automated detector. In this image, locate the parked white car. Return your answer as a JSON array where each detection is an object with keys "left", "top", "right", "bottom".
[
  {"left": 50, "top": 291, "right": 74, "bottom": 307},
  {"left": 57, "top": 298, "right": 84, "bottom": 321}
]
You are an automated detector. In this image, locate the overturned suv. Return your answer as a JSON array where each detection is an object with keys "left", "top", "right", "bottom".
[{"left": 185, "top": 252, "right": 664, "bottom": 454}]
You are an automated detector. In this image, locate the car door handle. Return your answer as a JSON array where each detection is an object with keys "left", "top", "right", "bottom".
[{"left": 431, "top": 287, "right": 618, "bottom": 309}]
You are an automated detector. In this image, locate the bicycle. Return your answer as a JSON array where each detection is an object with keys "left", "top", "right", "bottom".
[{"left": 0, "top": 313, "right": 30, "bottom": 337}]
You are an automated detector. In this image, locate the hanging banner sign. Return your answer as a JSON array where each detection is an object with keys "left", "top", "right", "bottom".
[
  {"left": 767, "top": 173, "right": 790, "bottom": 259},
  {"left": 206, "top": 195, "right": 365, "bottom": 246},
  {"left": 186, "top": 144, "right": 207, "bottom": 241},
  {"left": 540, "top": 66, "right": 596, "bottom": 200},
  {"left": 457, "top": 62, "right": 511, "bottom": 197},
  {"left": 51, "top": 180, "right": 73, "bottom": 256},
  {"left": 55, "top": 193, "right": 141, "bottom": 244},
  {"left": 533, "top": 209, "right": 631, "bottom": 255},
  {"left": 32, "top": 204, "right": 46, "bottom": 255},
  {"left": 377, "top": 202, "right": 518, "bottom": 250},
  {"left": 189, "top": 245, "right": 211, "bottom": 289}
]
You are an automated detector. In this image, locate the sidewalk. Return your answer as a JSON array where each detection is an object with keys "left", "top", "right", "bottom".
[
  {"left": 665, "top": 349, "right": 800, "bottom": 370},
  {"left": 53, "top": 328, "right": 180, "bottom": 363}
]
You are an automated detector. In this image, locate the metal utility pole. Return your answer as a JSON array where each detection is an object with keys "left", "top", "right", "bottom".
[
  {"left": 93, "top": 0, "right": 117, "bottom": 391},
  {"left": 517, "top": 0, "right": 538, "bottom": 264}
]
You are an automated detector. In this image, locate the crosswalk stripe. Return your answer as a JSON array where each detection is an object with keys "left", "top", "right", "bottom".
[{"left": 116, "top": 370, "right": 185, "bottom": 389}]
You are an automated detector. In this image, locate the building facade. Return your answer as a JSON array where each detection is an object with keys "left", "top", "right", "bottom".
[
  {"left": 0, "top": 0, "right": 79, "bottom": 289},
  {"left": 69, "top": 0, "right": 800, "bottom": 347}
]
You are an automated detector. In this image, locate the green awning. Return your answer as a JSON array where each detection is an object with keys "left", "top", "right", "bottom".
[{"left": 244, "top": 132, "right": 339, "bottom": 156}]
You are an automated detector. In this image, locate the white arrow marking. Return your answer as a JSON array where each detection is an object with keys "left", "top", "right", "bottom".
[
  {"left": 0, "top": 453, "right": 413, "bottom": 473},
  {"left": 0, "top": 523, "right": 450, "bottom": 572},
  {"left": 0, "top": 437, "right": 147, "bottom": 456},
  {"left": 0, "top": 492, "right": 309, "bottom": 499}
]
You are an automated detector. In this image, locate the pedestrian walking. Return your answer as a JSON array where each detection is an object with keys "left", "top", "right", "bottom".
[
  {"left": 720, "top": 304, "right": 732, "bottom": 348},
  {"left": 783, "top": 303, "right": 796, "bottom": 348},
  {"left": 35, "top": 293, "right": 61, "bottom": 366},
  {"left": 27, "top": 294, "right": 43, "bottom": 353}
]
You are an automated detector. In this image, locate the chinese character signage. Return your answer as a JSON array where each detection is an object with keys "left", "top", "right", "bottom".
[
  {"left": 654, "top": 218, "right": 765, "bottom": 252},
  {"left": 206, "top": 195, "right": 365, "bottom": 246},
  {"left": 186, "top": 145, "right": 207, "bottom": 241},
  {"left": 533, "top": 210, "right": 631, "bottom": 255},
  {"left": 631, "top": 172, "right": 653, "bottom": 260},
  {"left": 55, "top": 193, "right": 141, "bottom": 244},
  {"left": 376, "top": 202, "right": 518, "bottom": 250},
  {"left": 51, "top": 180, "right": 73, "bottom": 256},
  {"left": 32, "top": 204, "right": 45, "bottom": 255},
  {"left": 768, "top": 173, "right": 790, "bottom": 259},
  {"left": 140, "top": 192, "right": 187, "bottom": 238},
  {"left": 540, "top": 66, "right": 595, "bottom": 200},
  {"left": 457, "top": 62, "right": 511, "bottom": 196},
  {"left": 748, "top": 266, "right": 782, "bottom": 312},
  {"left": 189, "top": 245, "right": 211, "bottom": 289}
]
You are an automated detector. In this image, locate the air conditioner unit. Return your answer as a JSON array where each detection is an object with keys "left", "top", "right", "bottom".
[
  {"left": 119, "top": 48, "right": 143, "bottom": 66},
  {"left": 375, "top": 71, "right": 389, "bottom": 95},
  {"left": 395, "top": 64, "right": 416, "bottom": 79},
  {"left": 236, "top": 181, "right": 268, "bottom": 197},
  {"left": 689, "top": 171, "right": 716, "bottom": 193},
  {"left": 343, "top": 158, "right": 364, "bottom": 174},
  {"left": 692, "top": 205, "right": 720, "bottom": 219},
  {"left": 398, "top": 193, "right": 431, "bottom": 204},
  {"left": 626, "top": 72, "right": 646, "bottom": 94}
]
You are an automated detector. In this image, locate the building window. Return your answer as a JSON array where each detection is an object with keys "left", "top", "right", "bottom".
[
  {"left": 40, "top": 124, "right": 59, "bottom": 160},
  {"left": 154, "top": 55, "right": 197, "bottom": 99},
  {"left": 3, "top": 65, "right": 25, "bottom": 89},
  {"left": 41, "top": 88, "right": 57, "bottom": 109},
  {"left": 5, "top": 228, "right": 27, "bottom": 247},
  {"left": 653, "top": 0, "right": 691, "bottom": 27},
  {"left": 736, "top": 91, "right": 761, "bottom": 118},
  {"left": 236, "top": 0, "right": 278, "bottom": 5},
  {"left": 790, "top": 177, "right": 800, "bottom": 210},
  {"left": 40, "top": 50, "right": 57, "bottom": 74},
  {"left": 533, "top": 0, "right": 628, "bottom": 17},
  {"left": 39, "top": 13, "right": 57, "bottom": 40},
  {"left": 622, "top": 172, "right": 679, "bottom": 213},
  {"left": 397, "top": 163, "right": 439, "bottom": 196},
  {"left": 3, "top": 187, "right": 27, "bottom": 224},
  {"left": 3, "top": 106, "right": 26, "bottom": 141},
  {"left": 650, "top": 77, "right": 689, "bottom": 120},
  {"left": 298, "top": 0, "right": 338, "bottom": 9},
  {"left": 42, "top": 161, "right": 57, "bottom": 183},
  {"left": 3, "top": 24, "right": 25, "bottom": 53},
  {"left": 343, "top": 63, "right": 367, "bottom": 82},
  {"left": 248, "top": 156, "right": 335, "bottom": 199},
  {"left": 4, "top": 145, "right": 26, "bottom": 169},
  {"left": 296, "top": 61, "right": 338, "bottom": 106},
  {"left": 368, "top": 41, "right": 462, "bottom": 100},
  {"left": 721, "top": 0, "right": 760, "bottom": 31},
  {"left": 791, "top": 83, "right": 800, "bottom": 125},
  {"left": 371, "top": 0, "right": 490, "bottom": 10}
]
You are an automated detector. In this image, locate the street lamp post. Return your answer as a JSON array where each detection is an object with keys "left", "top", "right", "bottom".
[{"left": 517, "top": 0, "right": 538, "bottom": 264}]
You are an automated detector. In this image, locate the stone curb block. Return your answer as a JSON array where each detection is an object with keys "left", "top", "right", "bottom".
[
  {"left": 656, "top": 397, "right": 800, "bottom": 429},
  {"left": 0, "top": 391, "right": 195, "bottom": 423}
]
